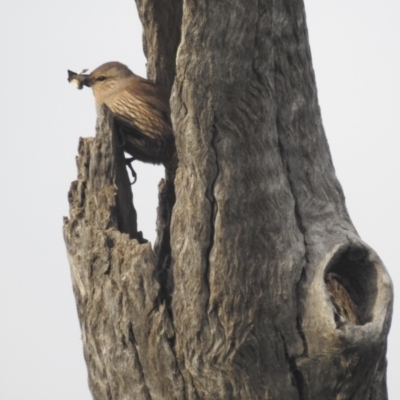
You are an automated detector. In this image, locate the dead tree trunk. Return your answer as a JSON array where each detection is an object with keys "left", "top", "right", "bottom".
[{"left": 64, "top": 0, "right": 393, "bottom": 399}]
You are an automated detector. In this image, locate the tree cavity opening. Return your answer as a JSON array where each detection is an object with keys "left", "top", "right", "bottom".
[{"left": 324, "top": 245, "right": 378, "bottom": 327}]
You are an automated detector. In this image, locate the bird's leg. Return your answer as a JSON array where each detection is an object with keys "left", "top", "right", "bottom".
[
  {"left": 117, "top": 130, "right": 136, "bottom": 183},
  {"left": 116, "top": 130, "right": 126, "bottom": 147},
  {"left": 125, "top": 157, "right": 137, "bottom": 184}
]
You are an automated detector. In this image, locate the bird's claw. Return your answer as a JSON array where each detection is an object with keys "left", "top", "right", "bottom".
[{"left": 125, "top": 157, "right": 137, "bottom": 184}]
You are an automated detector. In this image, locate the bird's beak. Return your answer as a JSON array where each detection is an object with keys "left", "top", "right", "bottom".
[{"left": 67, "top": 69, "right": 92, "bottom": 90}]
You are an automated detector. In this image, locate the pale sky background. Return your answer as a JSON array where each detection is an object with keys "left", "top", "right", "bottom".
[{"left": 0, "top": 0, "right": 398, "bottom": 399}]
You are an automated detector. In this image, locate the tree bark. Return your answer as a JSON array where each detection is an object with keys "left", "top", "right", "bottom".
[{"left": 64, "top": 0, "right": 393, "bottom": 399}]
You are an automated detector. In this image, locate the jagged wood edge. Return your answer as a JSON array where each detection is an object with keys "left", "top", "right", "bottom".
[{"left": 63, "top": 107, "right": 184, "bottom": 399}]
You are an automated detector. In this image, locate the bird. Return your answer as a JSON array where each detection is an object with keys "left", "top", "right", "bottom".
[{"left": 67, "top": 62, "right": 176, "bottom": 182}]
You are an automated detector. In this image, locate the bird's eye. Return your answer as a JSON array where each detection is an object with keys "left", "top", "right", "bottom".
[{"left": 96, "top": 76, "right": 107, "bottom": 81}]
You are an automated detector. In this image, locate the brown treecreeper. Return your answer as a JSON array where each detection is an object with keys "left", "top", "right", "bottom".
[{"left": 68, "top": 62, "right": 176, "bottom": 182}]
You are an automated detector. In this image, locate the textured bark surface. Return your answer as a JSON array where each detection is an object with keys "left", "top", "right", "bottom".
[
  {"left": 134, "top": 0, "right": 182, "bottom": 91},
  {"left": 134, "top": 0, "right": 182, "bottom": 300},
  {"left": 64, "top": 0, "right": 393, "bottom": 399},
  {"left": 64, "top": 109, "right": 184, "bottom": 399}
]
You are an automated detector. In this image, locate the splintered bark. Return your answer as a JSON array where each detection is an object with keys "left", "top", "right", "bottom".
[
  {"left": 64, "top": 109, "right": 184, "bottom": 398},
  {"left": 64, "top": 0, "right": 393, "bottom": 399}
]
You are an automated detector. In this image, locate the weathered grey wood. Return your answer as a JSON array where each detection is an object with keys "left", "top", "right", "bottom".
[
  {"left": 64, "top": 0, "right": 393, "bottom": 399},
  {"left": 64, "top": 109, "right": 184, "bottom": 399},
  {"left": 134, "top": 0, "right": 182, "bottom": 307},
  {"left": 134, "top": 0, "right": 182, "bottom": 91},
  {"left": 167, "top": 1, "right": 392, "bottom": 398}
]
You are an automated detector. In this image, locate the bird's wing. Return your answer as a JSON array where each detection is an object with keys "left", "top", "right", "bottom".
[
  {"left": 129, "top": 78, "right": 172, "bottom": 123},
  {"left": 107, "top": 79, "right": 173, "bottom": 139}
]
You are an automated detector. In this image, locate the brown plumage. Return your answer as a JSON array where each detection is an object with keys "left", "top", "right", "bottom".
[{"left": 68, "top": 62, "right": 176, "bottom": 175}]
